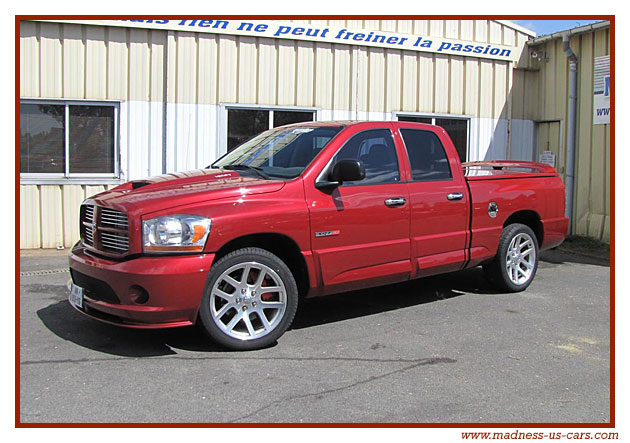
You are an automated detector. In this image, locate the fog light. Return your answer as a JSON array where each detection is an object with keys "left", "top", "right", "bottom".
[{"left": 128, "top": 285, "right": 149, "bottom": 304}]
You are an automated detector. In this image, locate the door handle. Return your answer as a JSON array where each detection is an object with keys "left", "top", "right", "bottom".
[
  {"left": 385, "top": 197, "right": 406, "bottom": 207},
  {"left": 447, "top": 193, "right": 464, "bottom": 201}
]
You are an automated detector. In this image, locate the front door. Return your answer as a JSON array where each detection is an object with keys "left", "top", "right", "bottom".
[{"left": 305, "top": 127, "right": 411, "bottom": 295}]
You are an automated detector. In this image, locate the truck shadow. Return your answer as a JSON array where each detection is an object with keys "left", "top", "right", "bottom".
[
  {"left": 35, "top": 267, "right": 496, "bottom": 357},
  {"left": 291, "top": 267, "right": 493, "bottom": 330},
  {"left": 539, "top": 249, "right": 610, "bottom": 267}
]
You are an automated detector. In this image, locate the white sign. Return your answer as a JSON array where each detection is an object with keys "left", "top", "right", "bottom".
[
  {"left": 34, "top": 19, "right": 520, "bottom": 62},
  {"left": 538, "top": 150, "right": 556, "bottom": 168},
  {"left": 593, "top": 55, "right": 610, "bottom": 125}
]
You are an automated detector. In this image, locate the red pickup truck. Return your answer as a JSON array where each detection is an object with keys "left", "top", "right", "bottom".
[{"left": 69, "top": 121, "right": 568, "bottom": 350}]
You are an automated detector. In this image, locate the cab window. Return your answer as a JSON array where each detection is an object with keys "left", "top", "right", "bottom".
[
  {"left": 400, "top": 129, "right": 452, "bottom": 181},
  {"left": 332, "top": 129, "right": 400, "bottom": 186}
]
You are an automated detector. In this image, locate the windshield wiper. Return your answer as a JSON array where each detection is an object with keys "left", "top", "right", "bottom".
[{"left": 221, "top": 164, "right": 270, "bottom": 179}]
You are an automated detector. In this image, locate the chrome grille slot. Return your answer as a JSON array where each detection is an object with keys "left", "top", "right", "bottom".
[
  {"left": 81, "top": 204, "right": 96, "bottom": 247},
  {"left": 100, "top": 231, "right": 129, "bottom": 252},
  {"left": 84, "top": 225, "right": 94, "bottom": 246},
  {"left": 84, "top": 205, "right": 95, "bottom": 223},
  {"left": 100, "top": 208, "right": 129, "bottom": 229}
]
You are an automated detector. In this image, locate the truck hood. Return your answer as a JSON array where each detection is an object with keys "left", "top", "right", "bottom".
[{"left": 88, "top": 169, "right": 286, "bottom": 216}]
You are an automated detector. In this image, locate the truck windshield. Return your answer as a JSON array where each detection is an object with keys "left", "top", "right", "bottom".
[{"left": 212, "top": 126, "right": 343, "bottom": 179}]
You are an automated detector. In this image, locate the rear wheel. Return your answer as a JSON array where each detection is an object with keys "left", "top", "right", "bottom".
[
  {"left": 484, "top": 223, "right": 539, "bottom": 292},
  {"left": 199, "top": 248, "right": 298, "bottom": 350}
]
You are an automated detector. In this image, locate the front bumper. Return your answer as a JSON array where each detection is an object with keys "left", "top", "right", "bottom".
[{"left": 68, "top": 243, "right": 215, "bottom": 328}]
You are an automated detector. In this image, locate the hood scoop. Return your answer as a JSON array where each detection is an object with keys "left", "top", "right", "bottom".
[{"left": 131, "top": 181, "right": 152, "bottom": 190}]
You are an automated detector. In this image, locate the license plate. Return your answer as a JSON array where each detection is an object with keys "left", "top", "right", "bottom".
[{"left": 69, "top": 283, "right": 84, "bottom": 309}]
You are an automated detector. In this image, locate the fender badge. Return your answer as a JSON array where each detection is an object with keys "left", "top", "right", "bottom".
[{"left": 315, "top": 230, "right": 340, "bottom": 238}]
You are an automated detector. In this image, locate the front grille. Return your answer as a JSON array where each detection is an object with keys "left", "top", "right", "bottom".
[{"left": 81, "top": 204, "right": 130, "bottom": 256}]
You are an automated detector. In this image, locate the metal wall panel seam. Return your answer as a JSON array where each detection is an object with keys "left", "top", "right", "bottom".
[
  {"left": 81, "top": 25, "right": 88, "bottom": 99},
  {"left": 506, "top": 62, "right": 514, "bottom": 159},
  {"left": 330, "top": 44, "right": 336, "bottom": 113},
  {"left": 293, "top": 39, "right": 299, "bottom": 107},
  {"left": 147, "top": 31, "right": 153, "bottom": 177},
  {"left": 462, "top": 56, "right": 468, "bottom": 117},
  {"left": 59, "top": 24, "right": 65, "bottom": 98},
  {"left": 312, "top": 41, "right": 318, "bottom": 108},
  {"left": 383, "top": 48, "right": 388, "bottom": 114},
  {"left": 37, "top": 185, "right": 43, "bottom": 249},
  {"left": 430, "top": 53, "right": 436, "bottom": 114},
  {"left": 195, "top": 33, "right": 200, "bottom": 168},
  {"left": 274, "top": 38, "right": 280, "bottom": 106}
]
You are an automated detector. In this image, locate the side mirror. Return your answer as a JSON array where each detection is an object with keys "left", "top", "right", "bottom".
[
  {"left": 316, "top": 159, "right": 365, "bottom": 189},
  {"left": 330, "top": 159, "right": 366, "bottom": 183}
]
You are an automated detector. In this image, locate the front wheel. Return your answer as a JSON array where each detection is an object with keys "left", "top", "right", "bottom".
[
  {"left": 198, "top": 248, "right": 298, "bottom": 351},
  {"left": 484, "top": 223, "right": 539, "bottom": 292}
]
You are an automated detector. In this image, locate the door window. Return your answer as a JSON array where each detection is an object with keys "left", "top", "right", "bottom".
[
  {"left": 400, "top": 129, "right": 452, "bottom": 181},
  {"left": 332, "top": 129, "right": 400, "bottom": 186}
]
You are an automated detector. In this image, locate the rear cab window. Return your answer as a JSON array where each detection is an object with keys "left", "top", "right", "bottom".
[{"left": 399, "top": 128, "right": 453, "bottom": 182}]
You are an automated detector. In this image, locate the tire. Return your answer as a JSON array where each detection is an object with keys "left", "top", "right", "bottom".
[
  {"left": 198, "top": 247, "right": 298, "bottom": 351},
  {"left": 483, "top": 223, "right": 539, "bottom": 293}
]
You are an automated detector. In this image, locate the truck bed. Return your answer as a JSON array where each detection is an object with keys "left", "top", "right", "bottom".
[{"left": 463, "top": 160, "right": 558, "bottom": 180}]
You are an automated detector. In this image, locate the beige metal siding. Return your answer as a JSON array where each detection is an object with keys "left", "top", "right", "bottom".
[
  {"left": 533, "top": 27, "right": 611, "bottom": 241},
  {"left": 21, "top": 19, "right": 528, "bottom": 110},
  {"left": 20, "top": 185, "right": 113, "bottom": 249},
  {"left": 333, "top": 45, "right": 352, "bottom": 112},
  {"left": 314, "top": 43, "right": 333, "bottom": 110},
  {"left": 511, "top": 69, "right": 539, "bottom": 121},
  {"left": 20, "top": 186, "right": 41, "bottom": 249}
]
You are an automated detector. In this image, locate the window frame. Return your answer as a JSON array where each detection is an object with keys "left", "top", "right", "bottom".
[
  {"left": 219, "top": 104, "right": 319, "bottom": 156},
  {"left": 20, "top": 99, "right": 121, "bottom": 183},
  {"left": 394, "top": 112, "right": 470, "bottom": 162},
  {"left": 399, "top": 128, "right": 454, "bottom": 183},
  {"left": 317, "top": 127, "right": 403, "bottom": 188}
]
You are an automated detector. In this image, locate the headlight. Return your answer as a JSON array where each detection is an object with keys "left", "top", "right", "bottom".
[{"left": 143, "top": 215, "right": 211, "bottom": 253}]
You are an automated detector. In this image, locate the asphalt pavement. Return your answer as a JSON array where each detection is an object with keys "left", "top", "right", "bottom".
[{"left": 19, "top": 248, "right": 610, "bottom": 423}]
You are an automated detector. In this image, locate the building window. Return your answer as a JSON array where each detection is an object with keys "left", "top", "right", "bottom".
[
  {"left": 397, "top": 115, "right": 468, "bottom": 163},
  {"left": 227, "top": 107, "right": 315, "bottom": 152},
  {"left": 20, "top": 101, "right": 118, "bottom": 178}
]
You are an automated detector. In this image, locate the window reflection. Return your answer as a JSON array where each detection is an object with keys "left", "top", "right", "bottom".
[{"left": 20, "top": 104, "right": 65, "bottom": 174}]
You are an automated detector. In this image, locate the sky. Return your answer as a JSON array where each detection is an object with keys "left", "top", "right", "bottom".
[{"left": 512, "top": 19, "right": 601, "bottom": 37}]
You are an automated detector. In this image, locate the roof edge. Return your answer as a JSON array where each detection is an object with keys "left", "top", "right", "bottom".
[
  {"left": 494, "top": 20, "right": 537, "bottom": 37},
  {"left": 527, "top": 20, "right": 610, "bottom": 46}
]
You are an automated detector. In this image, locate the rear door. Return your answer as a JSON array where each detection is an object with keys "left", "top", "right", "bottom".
[
  {"left": 305, "top": 126, "right": 411, "bottom": 294},
  {"left": 394, "top": 124, "right": 470, "bottom": 277}
]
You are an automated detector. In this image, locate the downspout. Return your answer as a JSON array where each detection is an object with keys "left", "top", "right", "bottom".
[{"left": 563, "top": 33, "right": 578, "bottom": 233}]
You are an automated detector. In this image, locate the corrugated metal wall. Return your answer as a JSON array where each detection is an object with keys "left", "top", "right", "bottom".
[
  {"left": 529, "top": 27, "right": 611, "bottom": 241},
  {"left": 20, "top": 19, "right": 532, "bottom": 249},
  {"left": 21, "top": 20, "right": 528, "bottom": 115},
  {"left": 19, "top": 185, "right": 114, "bottom": 249}
]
